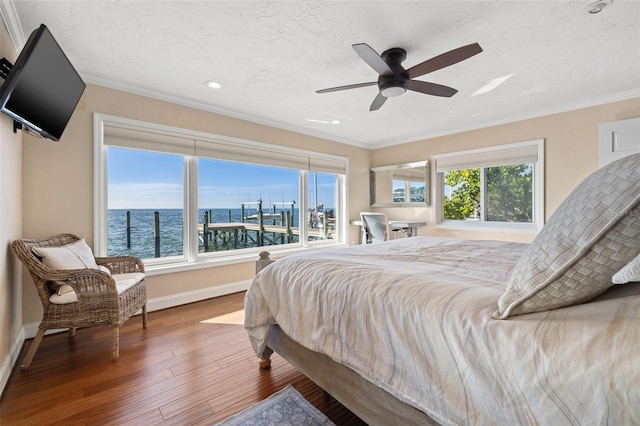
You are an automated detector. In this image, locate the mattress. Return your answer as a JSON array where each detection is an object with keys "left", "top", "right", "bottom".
[{"left": 244, "top": 236, "right": 640, "bottom": 425}]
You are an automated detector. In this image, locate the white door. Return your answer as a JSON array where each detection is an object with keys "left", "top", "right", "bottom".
[{"left": 598, "top": 117, "right": 640, "bottom": 168}]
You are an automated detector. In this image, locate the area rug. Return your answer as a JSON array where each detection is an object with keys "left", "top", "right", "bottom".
[{"left": 216, "top": 385, "right": 336, "bottom": 426}]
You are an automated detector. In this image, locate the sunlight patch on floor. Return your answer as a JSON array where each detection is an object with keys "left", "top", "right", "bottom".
[{"left": 201, "top": 309, "right": 245, "bottom": 325}]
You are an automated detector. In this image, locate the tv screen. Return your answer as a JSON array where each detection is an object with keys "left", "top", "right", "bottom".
[{"left": 0, "top": 24, "right": 85, "bottom": 141}]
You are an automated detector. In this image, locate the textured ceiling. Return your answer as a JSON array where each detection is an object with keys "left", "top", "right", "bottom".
[{"left": 2, "top": 0, "right": 639, "bottom": 148}]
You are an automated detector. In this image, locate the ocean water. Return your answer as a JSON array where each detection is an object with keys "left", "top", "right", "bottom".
[{"left": 107, "top": 208, "right": 301, "bottom": 258}]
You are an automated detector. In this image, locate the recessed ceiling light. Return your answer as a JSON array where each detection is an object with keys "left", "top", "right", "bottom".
[
  {"left": 205, "top": 80, "right": 222, "bottom": 89},
  {"left": 585, "top": 0, "right": 612, "bottom": 14},
  {"left": 305, "top": 118, "right": 341, "bottom": 125}
]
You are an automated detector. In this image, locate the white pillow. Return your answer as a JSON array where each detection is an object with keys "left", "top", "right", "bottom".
[
  {"left": 33, "top": 238, "right": 99, "bottom": 270},
  {"left": 33, "top": 238, "right": 112, "bottom": 297},
  {"left": 612, "top": 254, "right": 640, "bottom": 284}
]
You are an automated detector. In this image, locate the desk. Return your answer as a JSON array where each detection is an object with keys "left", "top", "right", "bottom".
[
  {"left": 351, "top": 220, "right": 427, "bottom": 238},
  {"left": 388, "top": 220, "right": 427, "bottom": 237}
]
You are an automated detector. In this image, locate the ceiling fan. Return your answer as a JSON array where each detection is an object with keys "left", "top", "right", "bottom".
[{"left": 316, "top": 42, "right": 482, "bottom": 111}]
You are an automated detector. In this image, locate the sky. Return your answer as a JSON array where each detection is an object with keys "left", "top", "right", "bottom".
[{"left": 107, "top": 147, "right": 337, "bottom": 210}]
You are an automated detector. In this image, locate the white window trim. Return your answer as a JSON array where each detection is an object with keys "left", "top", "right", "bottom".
[
  {"left": 432, "top": 139, "right": 545, "bottom": 233},
  {"left": 93, "top": 113, "right": 348, "bottom": 275}
]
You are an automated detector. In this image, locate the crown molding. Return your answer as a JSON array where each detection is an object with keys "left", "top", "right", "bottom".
[
  {"left": 0, "top": 0, "right": 25, "bottom": 52},
  {"left": 82, "top": 72, "right": 369, "bottom": 149}
]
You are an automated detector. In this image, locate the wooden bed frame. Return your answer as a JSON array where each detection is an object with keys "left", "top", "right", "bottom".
[{"left": 259, "top": 325, "right": 438, "bottom": 425}]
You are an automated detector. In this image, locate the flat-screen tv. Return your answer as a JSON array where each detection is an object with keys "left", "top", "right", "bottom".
[{"left": 0, "top": 24, "right": 85, "bottom": 141}]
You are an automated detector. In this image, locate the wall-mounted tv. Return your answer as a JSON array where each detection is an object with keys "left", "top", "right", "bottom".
[{"left": 0, "top": 24, "right": 85, "bottom": 141}]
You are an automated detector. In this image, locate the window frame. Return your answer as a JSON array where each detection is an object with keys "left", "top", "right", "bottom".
[
  {"left": 433, "top": 139, "right": 545, "bottom": 233},
  {"left": 93, "top": 113, "right": 348, "bottom": 275}
]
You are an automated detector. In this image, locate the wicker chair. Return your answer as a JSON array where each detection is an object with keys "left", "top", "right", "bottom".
[{"left": 12, "top": 233, "right": 147, "bottom": 370}]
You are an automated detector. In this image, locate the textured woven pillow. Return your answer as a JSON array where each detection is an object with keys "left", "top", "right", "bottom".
[
  {"left": 493, "top": 153, "right": 640, "bottom": 319},
  {"left": 612, "top": 254, "right": 640, "bottom": 284}
]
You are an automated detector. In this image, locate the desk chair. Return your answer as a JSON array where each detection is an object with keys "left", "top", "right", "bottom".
[{"left": 360, "top": 212, "right": 391, "bottom": 244}]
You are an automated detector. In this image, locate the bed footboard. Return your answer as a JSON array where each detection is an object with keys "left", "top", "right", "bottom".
[{"left": 263, "top": 324, "right": 438, "bottom": 426}]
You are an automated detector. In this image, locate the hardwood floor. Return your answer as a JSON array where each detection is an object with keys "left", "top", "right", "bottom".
[{"left": 0, "top": 292, "right": 367, "bottom": 425}]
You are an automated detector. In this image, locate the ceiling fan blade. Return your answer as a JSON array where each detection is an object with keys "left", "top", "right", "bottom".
[
  {"left": 369, "top": 92, "right": 387, "bottom": 111},
  {"left": 406, "top": 43, "right": 483, "bottom": 79},
  {"left": 352, "top": 43, "right": 393, "bottom": 76},
  {"left": 316, "top": 81, "right": 377, "bottom": 94},
  {"left": 407, "top": 80, "right": 458, "bottom": 97}
]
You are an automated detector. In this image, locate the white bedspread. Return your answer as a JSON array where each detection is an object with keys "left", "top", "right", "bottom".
[{"left": 244, "top": 237, "right": 640, "bottom": 425}]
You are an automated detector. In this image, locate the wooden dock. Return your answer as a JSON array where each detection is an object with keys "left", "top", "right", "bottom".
[
  {"left": 118, "top": 200, "right": 334, "bottom": 257},
  {"left": 196, "top": 199, "right": 335, "bottom": 251},
  {"left": 198, "top": 220, "right": 332, "bottom": 250}
]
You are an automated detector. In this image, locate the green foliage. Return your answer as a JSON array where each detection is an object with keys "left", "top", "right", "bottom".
[
  {"left": 443, "top": 165, "right": 533, "bottom": 222},
  {"left": 485, "top": 165, "right": 532, "bottom": 222},
  {"left": 444, "top": 169, "right": 480, "bottom": 220}
]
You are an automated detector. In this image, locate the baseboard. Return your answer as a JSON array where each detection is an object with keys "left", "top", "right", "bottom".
[
  {"left": 2, "top": 279, "right": 251, "bottom": 394},
  {"left": 146, "top": 279, "right": 251, "bottom": 312},
  {"left": 1, "top": 327, "right": 25, "bottom": 398}
]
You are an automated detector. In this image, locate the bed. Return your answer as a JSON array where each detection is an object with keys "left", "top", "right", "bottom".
[{"left": 244, "top": 153, "right": 640, "bottom": 425}]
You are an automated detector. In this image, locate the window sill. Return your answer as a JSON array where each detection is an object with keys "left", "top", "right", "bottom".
[
  {"left": 143, "top": 241, "right": 347, "bottom": 277},
  {"left": 434, "top": 221, "right": 541, "bottom": 234}
]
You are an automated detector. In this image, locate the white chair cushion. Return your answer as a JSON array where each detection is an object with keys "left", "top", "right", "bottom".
[
  {"left": 114, "top": 273, "right": 146, "bottom": 293},
  {"left": 49, "top": 272, "right": 145, "bottom": 304}
]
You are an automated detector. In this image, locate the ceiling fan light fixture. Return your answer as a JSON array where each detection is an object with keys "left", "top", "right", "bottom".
[
  {"left": 380, "top": 81, "right": 407, "bottom": 97},
  {"left": 317, "top": 41, "right": 482, "bottom": 111},
  {"left": 381, "top": 86, "right": 406, "bottom": 97}
]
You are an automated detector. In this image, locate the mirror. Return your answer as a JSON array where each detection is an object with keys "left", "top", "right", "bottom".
[{"left": 370, "top": 160, "right": 430, "bottom": 207}]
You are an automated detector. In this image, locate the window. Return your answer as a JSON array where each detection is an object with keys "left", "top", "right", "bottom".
[
  {"left": 94, "top": 114, "right": 347, "bottom": 271},
  {"left": 107, "top": 148, "right": 185, "bottom": 259},
  {"left": 307, "top": 172, "right": 340, "bottom": 242},
  {"left": 197, "top": 159, "right": 301, "bottom": 252},
  {"left": 434, "top": 140, "right": 544, "bottom": 231}
]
